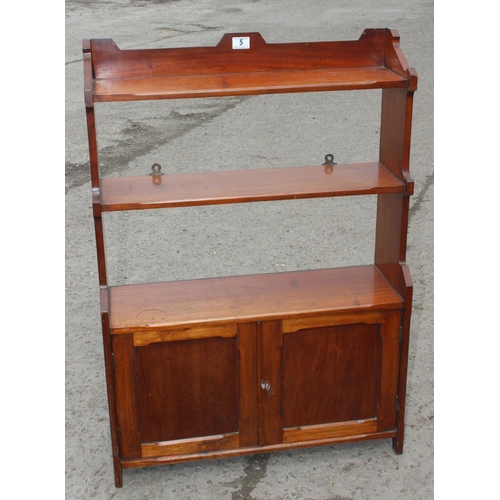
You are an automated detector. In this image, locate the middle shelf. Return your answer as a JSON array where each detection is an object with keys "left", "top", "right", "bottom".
[{"left": 99, "top": 162, "right": 404, "bottom": 212}]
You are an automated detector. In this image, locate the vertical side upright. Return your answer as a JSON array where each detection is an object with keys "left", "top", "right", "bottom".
[
  {"left": 375, "top": 87, "right": 413, "bottom": 454},
  {"left": 83, "top": 39, "right": 108, "bottom": 288},
  {"left": 375, "top": 82, "right": 415, "bottom": 300},
  {"left": 83, "top": 40, "right": 122, "bottom": 485},
  {"left": 375, "top": 30, "right": 417, "bottom": 454},
  {"left": 375, "top": 29, "right": 418, "bottom": 295},
  {"left": 393, "top": 265, "right": 413, "bottom": 454},
  {"left": 99, "top": 290, "right": 123, "bottom": 487}
]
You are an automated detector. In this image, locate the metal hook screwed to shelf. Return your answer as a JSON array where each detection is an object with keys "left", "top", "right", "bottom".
[
  {"left": 322, "top": 154, "right": 337, "bottom": 174},
  {"left": 150, "top": 163, "right": 164, "bottom": 175},
  {"left": 150, "top": 163, "right": 164, "bottom": 185},
  {"left": 148, "top": 156, "right": 337, "bottom": 179}
]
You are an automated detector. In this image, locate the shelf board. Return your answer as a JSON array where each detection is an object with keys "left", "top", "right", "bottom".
[
  {"left": 100, "top": 162, "right": 404, "bottom": 212},
  {"left": 87, "top": 30, "right": 415, "bottom": 102},
  {"left": 108, "top": 265, "right": 403, "bottom": 334},
  {"left": 93, "top": 67, "right": 407, "bottom": 101}
]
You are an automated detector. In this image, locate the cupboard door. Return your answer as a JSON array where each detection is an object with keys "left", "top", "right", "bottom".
[
  {"left": 283, "top": 323, "right": 379, "bottom": 427},
  {"left": 112, "top": 323, "right": 259, "bottom": 459},
  {"left": 281, "top": 311, "right": 401, "bottom": 443}
]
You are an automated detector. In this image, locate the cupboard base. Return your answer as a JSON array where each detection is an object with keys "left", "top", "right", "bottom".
[{"left": 112, "top": 430, "right": 400, "bottom": 487}]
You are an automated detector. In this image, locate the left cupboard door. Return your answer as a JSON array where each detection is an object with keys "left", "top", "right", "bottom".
[{"left": 111, "top": 323, "right": 259, "bottom": 461}]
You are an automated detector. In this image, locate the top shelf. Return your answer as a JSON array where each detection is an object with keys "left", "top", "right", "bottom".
[
  {"left": 84, "top": 29, "right": 417, "bottom": 103},
  {"left": 93, "top": 67, "right": 406, "bottom": 101}
]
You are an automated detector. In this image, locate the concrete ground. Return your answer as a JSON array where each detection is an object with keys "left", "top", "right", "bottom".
[{"left": 65, "top": 1, "right": 434, "bottom": 498}]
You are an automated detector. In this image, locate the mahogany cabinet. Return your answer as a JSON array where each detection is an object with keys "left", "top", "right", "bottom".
[{"left": 83, "top": 29, "right": 417, "bottom": 487}]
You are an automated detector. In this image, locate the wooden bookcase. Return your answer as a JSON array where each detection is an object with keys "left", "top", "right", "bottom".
[{"left": 83, "top": 29, "right": 417, "bottom": 487}]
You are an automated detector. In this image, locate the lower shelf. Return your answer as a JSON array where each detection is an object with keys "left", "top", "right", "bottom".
[{"left": 107, "top": 265, "right": 404, "bottom": 334}]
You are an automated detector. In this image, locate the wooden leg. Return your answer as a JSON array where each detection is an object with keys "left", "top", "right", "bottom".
[
  {"left": 99, "top": 303, "right": 125, "bottom": 487},
  {"left": 392, "top": 429, "right": 404, "bottom": 455},
  {"left": 113, "top": 460, "right": 123, "bottom": 488}
]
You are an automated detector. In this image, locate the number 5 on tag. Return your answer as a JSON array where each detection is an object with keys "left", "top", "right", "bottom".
[{"left": 232, "top": 37, "right": 250, "bottom": 49}]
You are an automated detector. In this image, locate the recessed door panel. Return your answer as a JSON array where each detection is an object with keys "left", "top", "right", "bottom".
[
  {"left": 135, "top": 337, "right": 239, "bottom": 443},
  {"left": 283, "top": 323, "right": 380, "bottom": 428}
]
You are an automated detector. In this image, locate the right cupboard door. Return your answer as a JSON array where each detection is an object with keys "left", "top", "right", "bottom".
[{"left": 276, "top": 310, "right": 402, "bottom": 445}]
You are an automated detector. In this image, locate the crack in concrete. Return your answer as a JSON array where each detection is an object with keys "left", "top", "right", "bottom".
[
  {"left": 226, "top": 454, "right": 270, "bottom": 500},
  {"left": 66, "top": 96, "right": 249, "bottom": 194},
  {"left": 153, "top": 23, "right": 221, "bottom": 34},
  {"left": 409, "top": 171, "right": 434, "bottom": 219}
]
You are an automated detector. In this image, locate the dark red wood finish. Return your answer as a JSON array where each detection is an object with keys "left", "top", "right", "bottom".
[
  {"left": 82, "top": 28, "right": 417, "bottom": 486},
  {"left": 283, "top": 324, "right": 380, "bottom": 427},
  {"left": 107, "top": 266, "right": 403, "bottom": 333},
  {"left": 136, "top": 337, "right": 239, "bottom": 443},
  {"left": 100, "top": 163, "right": 404, "bottom": 212},
  {"left": 88, "top": 30, "right": 411, "bottom": 101}
]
